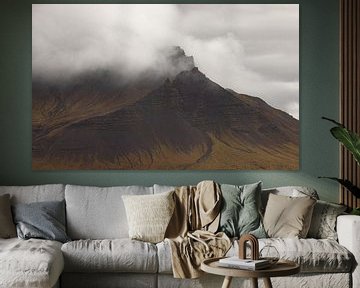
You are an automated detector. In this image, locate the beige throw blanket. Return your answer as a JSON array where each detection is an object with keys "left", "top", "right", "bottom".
[{"left": 165, "top": 181, "right": 231, "bottom": 279}]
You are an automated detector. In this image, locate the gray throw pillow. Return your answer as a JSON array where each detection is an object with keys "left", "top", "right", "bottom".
[
  {"left": 12, "top": 200, "right": 70, "bottom": 243},
  {"left": 218, "top": 182, "right": 266, "bottom": 238},
  {"left": 0, "top": 194, "right": 16, "bottom": 238},
  {"left": 307, "top": 200, "right": 347, "bottom": 240}
]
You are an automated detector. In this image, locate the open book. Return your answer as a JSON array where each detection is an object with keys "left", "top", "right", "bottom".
[{"left": 218, "top": 257, "right": 271, "bottom": 270}]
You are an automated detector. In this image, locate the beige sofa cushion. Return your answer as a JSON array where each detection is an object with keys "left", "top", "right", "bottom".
[
  {"left": 261, "top": 186, "right": 319, "bottom": 213},
  {"left": 65, "top": 185, "right": 153, "bottom": 239},
  {"left": 0, "top": 238, "right": 63, "bottom": 288},
  {"left": 61, "top": 273, "right": 157, "bottom": 288},
  {"left": 263, "top": 194, "right": 316, "bottom": 238},
  {"left": 62, "top": 239, "right": 158, "bottom": 273},
  {"left": 255, "top": 238, "right": 353, "bottom": 273},
  {"left": 157, "top": 237, "right": 353, "bottom": 274},
  {"left": 122, "top": 191, "right": 175, "bottom": 243}
]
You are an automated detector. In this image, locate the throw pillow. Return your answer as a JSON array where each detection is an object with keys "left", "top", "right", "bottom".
[
  {"left": 0, "top": 194, "right": 16, "bottom": 238},
  {"left": 218, "top": 182, "right": 266, "bottom": 238},
  {"left": 307, "top": 200, "right": 347, "bottom": 240},
  {"left": 263, "top": 193, "right": 316, "bottom": 238},
  {"left": 122, "top": 191, "right": 175, "bottom": 243},
  {"left": 12, "top": 200, "right": 70, "bottom": 243}
]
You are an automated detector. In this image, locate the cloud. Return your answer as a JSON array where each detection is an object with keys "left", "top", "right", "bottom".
[{"left": 32, "top": 4, "right": 299, "bottom": 118}]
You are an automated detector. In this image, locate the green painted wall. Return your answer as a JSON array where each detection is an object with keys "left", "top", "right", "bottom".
[{"left": 0, "top": 0, "right": 340, "bottom": 203}]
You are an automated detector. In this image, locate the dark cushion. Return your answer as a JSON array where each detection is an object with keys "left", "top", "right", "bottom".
[
  {"left": 12, "top": 200, "right": 70, "bottom": 243},
  {"left": 0, "top": 194, "right": 16, "bottom": 238}
]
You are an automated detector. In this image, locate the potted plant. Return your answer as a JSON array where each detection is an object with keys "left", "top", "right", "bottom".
[{"left": 320, "top": 117, "right": 360, "bottom": 215}]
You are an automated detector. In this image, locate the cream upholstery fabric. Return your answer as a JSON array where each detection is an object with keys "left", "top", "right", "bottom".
[
  {"left": 0, "top": 238, "right": 63, "bottom": 288},
  {"left": 61, "top": 239, "right": 158, "bottom": 273},
  {"left": 228, "top": 238, "right": 353, "bottom": 273},
  {"left": 61, "top": 273, "right": 157, "bottom": 288},
  {"left": 122, "top": 191, "right": 175, "bottom": 243},
  {"left": 337, "top": 215, "right": 360, "bottom": 288},
  {"left": 157, "top": 273, "right": 351, "bottom": 288},
  {"left": 157, "top": 237, "right": 353, "bottom": 274},
  {"left": 153, "top": 184, "right": 176, "bottom": 194},
  {"left": 65, "top": 185, "right": 153, "bottom": 239},
  {"left": 0, "top": 185, "right": 65, "bottom": 204}
]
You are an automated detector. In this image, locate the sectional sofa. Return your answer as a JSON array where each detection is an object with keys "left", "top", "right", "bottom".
[{"left": 0, "top": 183, "right": 359, "bottom": 288}]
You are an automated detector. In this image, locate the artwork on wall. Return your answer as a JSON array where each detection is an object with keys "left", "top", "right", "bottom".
[{"left": 32, "top": 4, "right": 299, "bottom": 170}]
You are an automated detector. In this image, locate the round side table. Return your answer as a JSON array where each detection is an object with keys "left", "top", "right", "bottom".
[{"left": 201, "top": 257, "right": 300, "bottom": 288}]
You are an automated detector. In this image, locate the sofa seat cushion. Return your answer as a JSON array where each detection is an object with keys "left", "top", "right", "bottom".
[
  {"left": 231, "top": 238, "right": 353, "bottom": 273},
  {"left": 0, "top": 238, "right": 64, "bottom": 288},
  {"left": 157, "top": 238, "right": 353, "bottom": 274},
  {"left": 61, "top": 239, "right": 158, "bottom": 273}
]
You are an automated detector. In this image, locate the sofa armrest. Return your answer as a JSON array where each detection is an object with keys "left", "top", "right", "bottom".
[{"left": 337, "top": 215, "right": 360, "bottom": 288}]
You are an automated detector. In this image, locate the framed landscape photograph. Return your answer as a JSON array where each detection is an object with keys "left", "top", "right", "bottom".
[{"left": 32, "top": 4, "right": 299, "bottom": 170}]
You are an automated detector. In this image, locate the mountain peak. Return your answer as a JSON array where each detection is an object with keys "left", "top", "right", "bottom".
[{"left": 158, "top": 46, "right": 195, "bottom": 78}]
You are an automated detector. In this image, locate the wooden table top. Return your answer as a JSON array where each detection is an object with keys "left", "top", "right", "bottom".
[{"left": 201, "top": 257, "right": 300, "bottom": 278}]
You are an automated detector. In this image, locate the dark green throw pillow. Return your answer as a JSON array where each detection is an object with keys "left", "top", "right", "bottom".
[
  {"left": 12, "top": 200, "right": 70, "bottom": 243},
  {"left": 218, "top": 182, "right": 266, "bottom": 238}
]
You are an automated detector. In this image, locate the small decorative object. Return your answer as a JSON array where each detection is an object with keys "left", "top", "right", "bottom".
[
  {"left": 259, "top": 245, "right": 280, "bottom": 265},
  {"left": 238, "top": 234, "right": 259, "bottom": 260}
]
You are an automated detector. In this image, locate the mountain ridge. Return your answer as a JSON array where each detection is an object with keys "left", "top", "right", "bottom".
[{"left": 32, "top": 47, "right": 298, "bottom": 170}]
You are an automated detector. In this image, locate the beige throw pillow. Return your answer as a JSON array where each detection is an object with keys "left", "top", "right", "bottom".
[
  {"left": 0, "top": 194, "right": 16, "bottom": 238},
  {"left": 263, "top": 193, "right": 316, "bottom": 238},
  {"left": 122, "top": 191, "right": 175, "bottom": 243}
]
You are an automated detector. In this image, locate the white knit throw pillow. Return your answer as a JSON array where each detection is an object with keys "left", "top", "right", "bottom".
[{"left": 122, "top": 191, "right": 175, "bottom": 243}]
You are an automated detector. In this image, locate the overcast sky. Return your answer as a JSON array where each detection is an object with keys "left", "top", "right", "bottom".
[{"left": 32, "top": 4, "right": 299, "bottom": 119}]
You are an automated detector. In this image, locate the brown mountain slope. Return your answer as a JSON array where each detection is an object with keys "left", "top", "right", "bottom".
[{"left": 32, "top": 67, "right": 298, "bottom": 170}]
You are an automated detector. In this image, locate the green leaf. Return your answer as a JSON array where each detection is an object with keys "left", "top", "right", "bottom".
[
  {"left": 322, "top": 117, "right": 360, "bottom": 165},
  {"left": 319, "top": 177, "right": 360, "bottom": 198},
  {"left": 330, "top": 126, "right": 360, "bottom": 165},
  {"left": 351, "top": 208, "right": 360, "bottom": 215}
]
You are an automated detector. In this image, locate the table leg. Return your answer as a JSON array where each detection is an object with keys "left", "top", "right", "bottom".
[
  {"left": 251, "top": 278, "right": 258, "bottom": 288},
  {"left": 263, "top": 277, "right": 273, "bottom": 288},
  {"left": 221, "top": 276, "right": 233, "bottom": 288}
]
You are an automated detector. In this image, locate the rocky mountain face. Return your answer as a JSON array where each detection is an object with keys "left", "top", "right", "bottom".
[{"left": 32, "top": 47, "right": 298, "bottom": 170}]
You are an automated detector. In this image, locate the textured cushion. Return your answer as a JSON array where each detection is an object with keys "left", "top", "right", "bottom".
[
  {"left": 65, "top": 185, "right": 153, "bottom": 239},
  {"left": 0, "top": 194, "right": 16, "bottom": 238},
  {"left": 232, "top": 238, "right": 353, "bottom": 273},
  {"left": 0, "top": 184, "right": 65, "bottom": 204},
  {"left": 61, "top": 273, "right": 157, "bottom": 288},
  {"left": 218, "top": 182, "right": 266, "bottom": 238},
  {"left": 0, "top": 238, "right": 64, "bottom": 288},
  {"left": 307, "top": 200, "right": 347, "bottom": 240},
  {"left": 61, "top": 239, "right": 158, "bottom": 273},
  {"left": 12, "top": 200, "right": 70, "bottom": 243},
  {"left": 261, "top": 186, "right": 319, "bottom": 213},
  {"left": 263, "top": 194, "right": 316, "bottom": 238},
  {"left": 158, "top": 237, "right": 353, "bottom": 274},
  {"left": 122, "top": 191, "right": 175, "bottom": 243}
]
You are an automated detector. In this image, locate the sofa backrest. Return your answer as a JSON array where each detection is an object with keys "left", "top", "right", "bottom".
[
  {"left": 0, "top": 184, "right": 65, "bottom": 204},
  {"left": 65, "top": 184, "right": 153, "bottom": 240},
  {"left": 153, "top": 184, "right": 176, "bottom": 194}
]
